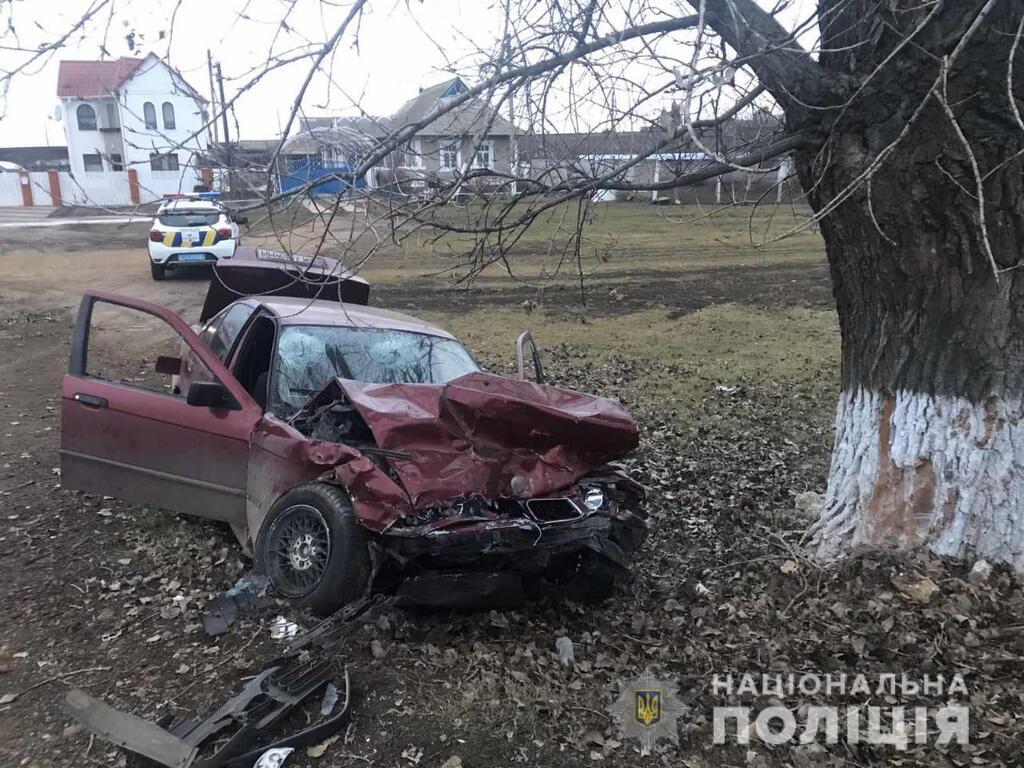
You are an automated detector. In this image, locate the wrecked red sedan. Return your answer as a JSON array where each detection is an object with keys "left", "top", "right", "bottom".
[{"left": 60, "top": 248, "right": 646, "bottom": 614}]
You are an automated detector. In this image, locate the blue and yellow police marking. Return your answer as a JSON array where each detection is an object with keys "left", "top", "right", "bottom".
[{"left": 162, "top": 228, "right": 219, "bottom": 248}]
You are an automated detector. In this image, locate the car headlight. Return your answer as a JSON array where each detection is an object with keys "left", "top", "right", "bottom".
[{"left": 583, "top": 487, "right": 605, "bottom": 511}]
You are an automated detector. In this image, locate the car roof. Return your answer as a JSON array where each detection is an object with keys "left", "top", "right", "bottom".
[{"left": 244, "top": 296, "right": 457, "bottom": 339}]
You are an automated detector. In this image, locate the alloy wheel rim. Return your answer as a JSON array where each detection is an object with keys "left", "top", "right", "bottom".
[{"left": 267, "top": 504, "right": 331, "bottom": 597}]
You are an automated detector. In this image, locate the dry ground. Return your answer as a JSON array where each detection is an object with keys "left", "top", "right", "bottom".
[{"left": 0, "top": 203, "right": 1021, "bottom": 768}]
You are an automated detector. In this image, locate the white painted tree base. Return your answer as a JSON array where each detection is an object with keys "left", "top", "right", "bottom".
[{"left": 808, "top": 389, "right": 1024, "bottom": 570}]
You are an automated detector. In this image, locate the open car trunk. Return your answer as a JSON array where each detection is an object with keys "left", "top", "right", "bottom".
[{"left": 200, "top": 246, "right": 370, "bottom": 322}]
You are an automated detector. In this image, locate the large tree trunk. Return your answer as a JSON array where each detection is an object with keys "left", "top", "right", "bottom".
[{"left": 795, "top": 2, "right": 1024, "bottom": 567}]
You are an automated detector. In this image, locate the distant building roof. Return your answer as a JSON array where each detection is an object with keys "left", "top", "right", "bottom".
[
  {"left": 281, "top": 123, "right": 384, "bottom": 162},
  {"left": 56, "top": 57, "right": 144, "bottom": 98},
  {"left": 56, "top": 53, "right": 206, "bottom": 102},
  {"left": 517, "top": 131, "right": 672, "bottom": 162},
  {"left": 198, "top": 140, "right": 283, "bottom": 168},
  {"left": 390, "top": 77, "right": 513, "bottom": 136},
  {"left": 517, "top": 115, "right": 783, "bottom": 164},
  {"left": 211, "top": 139, "right": 283, "bottom": 153},
  {"left": 0, "top": 145, "right": 70, "bottom": 171},
  {"left": 285, "top": 78, "right": 514, "bottom": 158},
  {"left": 299, "top": 117, "right": 335, "bottom": 132}
]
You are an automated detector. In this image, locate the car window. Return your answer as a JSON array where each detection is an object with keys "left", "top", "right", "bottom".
[
  {"left": 85, "top": 301, "right": 214, "bottom": 396},
  {"left": 198, "top": 313, "right": 223, "bottom": 345},
  {"left": 208, "top": 304, "right": 256, "bottom": 363},
  {"left": 158, "top": 211, "right": 220, "bottom": 227},
  {"left": 272, "top": 325, "right": 479, "bottom": 412}
]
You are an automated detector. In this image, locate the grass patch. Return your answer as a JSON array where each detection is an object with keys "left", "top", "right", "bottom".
[
  {"left": 414, "top": 303, "right": 840, "bottom": 427},
  {"left": 252, "top": 202, "right": 826, "bottom": 287}
]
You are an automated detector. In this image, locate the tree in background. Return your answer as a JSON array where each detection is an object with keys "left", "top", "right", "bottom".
[{"left": 355, "top": 0, "right": 1024, "bottom": 569}]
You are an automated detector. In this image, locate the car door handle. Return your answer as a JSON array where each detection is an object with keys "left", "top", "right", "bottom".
[{"left": 74, "top": 393, "right": 108, "bottom": 408}]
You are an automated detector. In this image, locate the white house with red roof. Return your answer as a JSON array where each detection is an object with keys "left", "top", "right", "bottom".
[{"left": 56, "top": 53, "right": 209, "bottom": 187}]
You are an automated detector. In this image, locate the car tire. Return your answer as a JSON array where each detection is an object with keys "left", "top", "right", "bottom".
[
  {"left": 256, "top": 482, "right": 369, "bottom": 616},
  {"left": 150, "top": 261, "right": 166, "bottom": 280}
]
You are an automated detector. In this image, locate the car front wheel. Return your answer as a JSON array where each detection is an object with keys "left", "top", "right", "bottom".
[
  {"left": 256, "top": 482, "right": 369, "bottom": 616},
  {"left": 150, "top": 261, "right": 166, "bottom": 280}
]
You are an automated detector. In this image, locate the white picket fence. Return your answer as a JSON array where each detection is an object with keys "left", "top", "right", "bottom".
[{"left": 0, "top": 168, "right": 204, "bottom": 207}]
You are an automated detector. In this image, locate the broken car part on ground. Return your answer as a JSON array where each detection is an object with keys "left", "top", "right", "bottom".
[
  {"left": 65, "top": 590, "right": 390, "bottom": 767},
  {"left": 64, "top": 657, "right": 351, "bottom": 767},
  {"left": 59, "top": 247, "right": 648, "bottom": 614}
]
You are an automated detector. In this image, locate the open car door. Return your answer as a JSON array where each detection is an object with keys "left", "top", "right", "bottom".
[{"left": 60, "top": 291, "right": 262, "bottom": 527}]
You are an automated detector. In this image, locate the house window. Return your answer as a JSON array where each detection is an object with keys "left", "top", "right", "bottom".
[
  {"left": 405, "top": 138, "right": 423, "bottom": 168},
  {"left": 110, "top": 154, "right": 123, "bottom": 171},
  {"left": 149, "top": 152, "right": 180, "bottom": 171},
  {"left": 162, "top": 102, "right": 176, "bottom": 129},
  {"left": 143, "top": 102, "right": 157, "bottom": 129},
  {"left": 440, "top": 139, "right": 460, "bottom": 170},
  {"left": 77, "top": 104, "right": 97, "bottom": 131},
  {"left": 82, "top": 153, "right": 103, "bottom": 172},
  {"left": 474, "top": 141, "right": 493, "bottom": 169}
]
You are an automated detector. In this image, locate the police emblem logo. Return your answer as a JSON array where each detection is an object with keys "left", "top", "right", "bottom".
[
  {"left": 635, "top": 690, "right": 661, "bottom": 727},
  {"left": 609, "top": 670, "right": 683, "bottom": 754}
]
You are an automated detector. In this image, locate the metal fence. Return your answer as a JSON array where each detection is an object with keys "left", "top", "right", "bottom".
[
  {"left": 0, "top": 173, "right": 23, "bottom": 206},
  {"left": 0, "top": 168, "right": 204, "bottom": 208}
]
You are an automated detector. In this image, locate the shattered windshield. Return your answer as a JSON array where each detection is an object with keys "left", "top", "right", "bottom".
[{"left": 273, "top": 325, "right": 479, "bottom": 411}]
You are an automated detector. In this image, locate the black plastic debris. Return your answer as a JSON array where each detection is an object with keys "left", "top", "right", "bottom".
[
  {"left": 201, "top": 573, "right": 274, "bottom": 637},
  {"left": 282, "top": 593, "right": 393, "bottom": 656},
  {"left": 63, "top": 656, "right": 351, "bottom": 768}
]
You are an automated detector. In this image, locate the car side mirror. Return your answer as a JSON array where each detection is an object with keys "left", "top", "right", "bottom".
[
  {"left": 516, "top": 331, "right": 544, "bottom": 384},
  {"left": 186, "top": 381, "right": 237, "bottom": 410}
]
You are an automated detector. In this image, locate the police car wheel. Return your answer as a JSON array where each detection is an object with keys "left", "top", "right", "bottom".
[{"left": 150, "top": 261, "right": 166, "bottom": 280}]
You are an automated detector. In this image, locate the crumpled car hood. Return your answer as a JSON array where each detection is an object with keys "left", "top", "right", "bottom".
[{"left": 334, "top": 371, "right": 638, "bottom": 510}]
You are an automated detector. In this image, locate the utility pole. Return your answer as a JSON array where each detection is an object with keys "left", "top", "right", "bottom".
[
  {"left": 214, "top": 62, "right": 232, "bottom": 194},
  {"left": 206, "top": 50, "right": 219, "bottom": 144},
  {"left": 215, "top": 62, "right": 230, "bottom": 144}
]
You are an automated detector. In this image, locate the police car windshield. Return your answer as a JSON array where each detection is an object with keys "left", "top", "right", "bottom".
[{"left": 159, "top": 210, "right": 220, "bottom": 227}]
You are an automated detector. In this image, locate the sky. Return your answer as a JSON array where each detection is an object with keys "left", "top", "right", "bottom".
[
  {"left": 0, "top": 0, "right": 502, "bottom": 147},
  {"left": 0, "top": 0, "right": 816, "bottom": 149}
]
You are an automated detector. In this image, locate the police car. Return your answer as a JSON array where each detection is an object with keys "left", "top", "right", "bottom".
[{"left": 147, "top": 196, "right": 246, "bottom": 280}]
